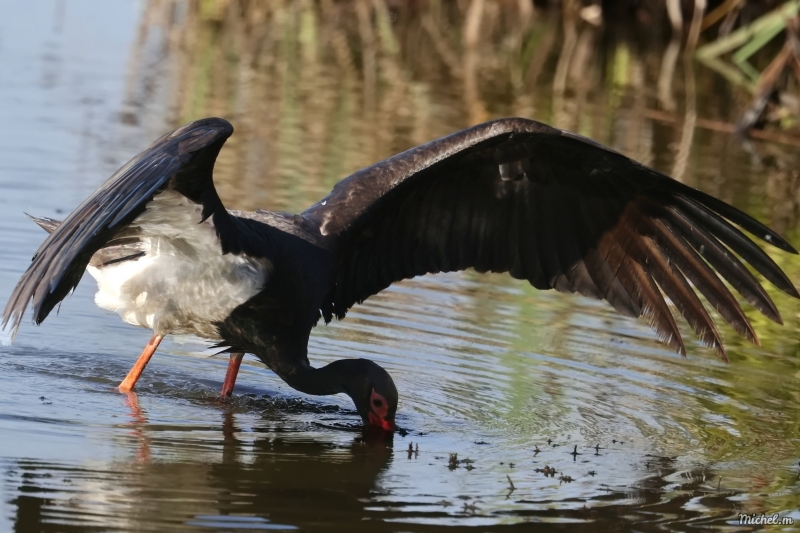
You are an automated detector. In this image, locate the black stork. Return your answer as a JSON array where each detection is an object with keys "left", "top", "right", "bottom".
[{"left": 3, "top": 117, "right": 798, "bottom": 431}]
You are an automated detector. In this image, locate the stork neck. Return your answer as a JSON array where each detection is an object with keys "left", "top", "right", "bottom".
[{"left": 277, "top": 359, "right": 355, "bottom": 397}]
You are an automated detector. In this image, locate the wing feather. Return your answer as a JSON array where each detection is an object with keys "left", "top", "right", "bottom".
[
  {"left": 304, "top": 117, "right": 799, "bottom": 357},
  {"left": 662, "top": 205, "right": 783, "bottom": 323},
  {"left": 2, "top": 118, "right": 237, "bottom": 339}
]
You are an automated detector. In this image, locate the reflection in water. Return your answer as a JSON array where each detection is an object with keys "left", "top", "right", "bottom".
[
  {"left": 123, "top": 392, "right": 152, "bottom": 464},
  {"left": 5, "top": 405, "right": 396, "bottom": 532},
  {"left": 4, "top": 441, "right": 771, "bottom": 532},
  {"left": 2, "top": 1, "right": 800, "bottom": 531}
]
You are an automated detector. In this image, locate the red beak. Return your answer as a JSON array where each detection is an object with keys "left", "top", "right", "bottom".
[{"left": 368, "top": 412, "right": 396, "bottom": 432}]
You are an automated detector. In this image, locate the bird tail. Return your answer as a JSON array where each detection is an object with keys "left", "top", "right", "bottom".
[{"left": 25, "top": 214, "right": 62, "bottom": 234}]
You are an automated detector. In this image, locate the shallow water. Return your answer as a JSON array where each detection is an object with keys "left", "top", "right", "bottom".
[{"left": 1, "top": 1, "right": 799, "bottom": 531}]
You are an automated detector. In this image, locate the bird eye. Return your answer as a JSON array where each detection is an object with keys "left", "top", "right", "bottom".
[{"left": 372, "top": 398, "right": 383, "bottom": 408}]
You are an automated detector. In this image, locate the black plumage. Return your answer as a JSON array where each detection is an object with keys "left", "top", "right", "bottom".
[{"left": 3, "top": 117, "right": 798, "bottom": 430}]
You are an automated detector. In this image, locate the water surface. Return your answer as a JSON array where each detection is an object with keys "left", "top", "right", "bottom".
[{"left": 1, "top": 2, "right": 799, "bottom": 531}]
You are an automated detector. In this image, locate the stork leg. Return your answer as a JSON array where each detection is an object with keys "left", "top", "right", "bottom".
[
  {"left": 118, "top": 333, "right": 164, "bottom": 392},
  {"left": 219, "top": 352, "right": 244, "bottom": 398}
]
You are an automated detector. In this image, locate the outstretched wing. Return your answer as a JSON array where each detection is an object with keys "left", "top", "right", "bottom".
[
  {"left": 303, "top": 118, "right": 799, "bottom": 359},
  {"left": 3, "top": 117, "right": 264, "bottom": 339}
]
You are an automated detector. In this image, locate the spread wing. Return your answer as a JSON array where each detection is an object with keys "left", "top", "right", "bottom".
[
  {"left": 2, "top": 117, "right": 266, "bottom": 340},
  {"left": 304, "top": 118, "right": 799, "bottom": 359}
]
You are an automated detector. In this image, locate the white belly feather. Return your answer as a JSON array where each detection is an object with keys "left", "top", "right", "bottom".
[{"left": 86, "top": 191, "right": 270, "bottom": 339}]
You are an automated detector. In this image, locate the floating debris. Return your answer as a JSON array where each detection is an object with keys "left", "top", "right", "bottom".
[
  {"left": 506, "top": 475, "right": 516, "bottom": 492},
  {"left": 448, "top": 453, "right": 458, "bottom": 470},
  {"left": 474, "top": 440, "right": 489, "bottom": 445},
  {"left": 559, "top": 474, "right": 574, "bottom": 484},
  {"left": 407, "top": 442, "right": 418, "bottom": 459},
  {"left": 462, "top": 501, "right": 479, "bottom": 514},
  {"left": 535, "top": 465, "right": 557, "bottom": 477},
  {"left": 405, "top": 443, "right": 419, "bottom": 459}
]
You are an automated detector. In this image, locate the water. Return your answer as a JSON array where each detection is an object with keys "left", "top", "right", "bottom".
[{"left": 1, "top": 1, "right": 799, "bottom": 531}]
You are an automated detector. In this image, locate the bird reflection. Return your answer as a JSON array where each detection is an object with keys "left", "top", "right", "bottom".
[
  {"left": 109, "top": 399, "right": 395, "bottom": 528},
  {"left": 207, "top": 419, "right": 394, "bottom": 526},
  {"left": 122, "top": 391, "right": 151, "bottom": 464},
  {"left": 221, "top": 409, "right": 239, "bottom": 465},
  {"left": 6, "top": 444, "right": 737, "bottom": 532}
]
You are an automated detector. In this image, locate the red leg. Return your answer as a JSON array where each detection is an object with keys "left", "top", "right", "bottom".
[
  {"left": 219, "top": 352, "right": 244, "bottom": 398},
  {"left": 118, "top": 333, "right": 164, "bottom": 392}
]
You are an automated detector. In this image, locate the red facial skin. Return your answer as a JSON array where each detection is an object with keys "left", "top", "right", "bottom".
[{"left": 367, "top": 389, "right": 395, "bottom": 431}]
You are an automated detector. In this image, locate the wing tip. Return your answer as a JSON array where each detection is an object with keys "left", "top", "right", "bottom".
[
  {"left": 0, "top": 296, "right": 54, "bottom": 346},
  {"left": 25, "top": 213, "right": 61, "bottom": 234},
  {"left": 0, "top": 309, "right": 22, "bottom": 345},
  {"left": 713, "top": 342, "right": 729, "bottom": 363},
  {"left": 656, "top": 327, "right": 686, "bottom": 358},
  {"left": 783, "top": 283, "right": 800, "bottom": 299},
  {"left": 733, "top": 314, "right": 761, "bottom": 346},
  {"left": 671, "top": 185, "right": 799, "bottom": 254},
  {"left": 762, "top": 231, "right": 798, "bottom": 254},
  {"left": 674, "top": 338, "right": 687, "bottom": 357}
]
